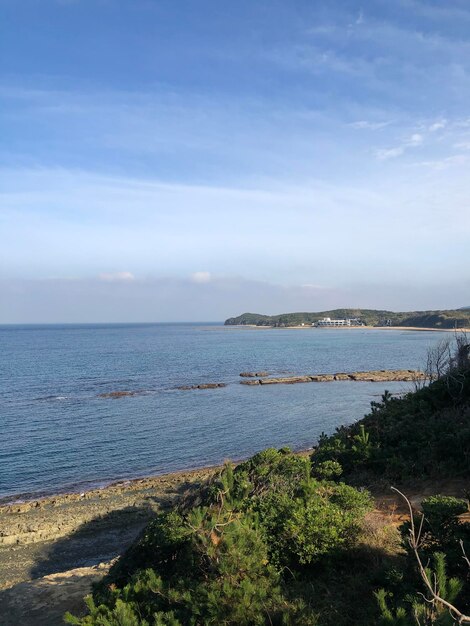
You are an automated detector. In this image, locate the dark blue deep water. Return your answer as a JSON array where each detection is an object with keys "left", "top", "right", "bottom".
[{"left": 0, "top": 323, "right": 448, "bottom": 500}]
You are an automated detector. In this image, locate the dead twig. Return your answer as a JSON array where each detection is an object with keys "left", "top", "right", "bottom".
[{"left": 391, "top": 487, "right": 470, "bottom": 625}]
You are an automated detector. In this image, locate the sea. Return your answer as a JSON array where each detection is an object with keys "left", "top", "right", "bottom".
[{"left": 0, "top": 323, "right": 449, "bottom": 502}]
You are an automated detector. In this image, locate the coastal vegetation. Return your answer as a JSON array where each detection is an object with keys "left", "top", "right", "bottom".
[
  {"left": 224, "top": 308, "right": 470, "bottom": 329},
  {"left": 65, "top": 338, "right": 470, "bottom": 625},
  {"left": 312, "top": 375, "right": 470, "bottom": 482}
]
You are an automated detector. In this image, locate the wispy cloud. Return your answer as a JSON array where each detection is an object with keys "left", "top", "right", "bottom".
[
  {"left": 191, "top": 271, "right": 212, "bottom": 284},
  {"left": 399, "top": 0, "right": 470, "bottom": 23},
  {"left": 376, "top": 132, "right": 423, "bottom": 160},
  {"left": 1, "top": 166, "right": 469, "bottom": 292},
  {"left": 99, "top": 272, "right": 135, "bottom": 282},
  {"left": 349, "top": 120, "right": 392, "bottom": 130},
  {"left": 376, "top": 146, "right": 405, "bottom": 160},
  {"left": 429, "top": 119, "right": 447, "bottom": 132},
  {"left": 410, "top": 133, "right": 423, "bottom": 144},
  {"left": 271, "top": 44, "right": 385, "bottom": 79},
  {"left": 355, "top": 10, "right": 364, "bottom": 26},
  {"left": 295, "top": 8, "right": 470, "bottom": 114},
  {"left": 413, "top": 154, "right": 470, "bottom": 170},
  {"left": 374, "top": 117, "right": 459, "bottom": 161}
]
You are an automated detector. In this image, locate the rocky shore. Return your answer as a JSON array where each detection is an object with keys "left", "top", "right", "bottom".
[
  {"left": 0, "top": 466, "right": 219, "bottom": 625},
  {"left": 239, "top": 369, "right": 425, "bottom": 385}
]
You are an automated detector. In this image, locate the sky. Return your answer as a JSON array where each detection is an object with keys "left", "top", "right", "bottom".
[{"left": 1, "top": 0, "right": 470, "bottom": 322}]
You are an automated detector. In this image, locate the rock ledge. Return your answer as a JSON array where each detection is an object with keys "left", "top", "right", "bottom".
[{"left": 240, "top": 370, "right": 424, "bottom": 386}]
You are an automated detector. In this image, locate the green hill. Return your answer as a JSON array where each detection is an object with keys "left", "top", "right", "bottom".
[{"left": 225, "top": 308, "right": 470, "bottom": 329}]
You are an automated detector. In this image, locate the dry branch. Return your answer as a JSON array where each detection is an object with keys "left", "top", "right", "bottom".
[{"left": 391, "top": 487, "right": 470, "bottom": 625}]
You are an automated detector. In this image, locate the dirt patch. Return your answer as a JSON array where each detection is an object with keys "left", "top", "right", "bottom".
[{"left": 370, "top": 477, "right": 470, "bottom": 526}]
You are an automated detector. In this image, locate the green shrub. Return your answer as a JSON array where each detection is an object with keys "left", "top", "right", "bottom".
[
  {"left": 311, "top": 460, "right": 343, "bottom": 480},
  {"left": 69, "top": 449, "right": 372, "bottom": 625},
  {"left": 421, "top": 495, "right": 468, "bottom": 533},
  {"left": 402, "top": 495, "right": 470, "bottom": 579}
]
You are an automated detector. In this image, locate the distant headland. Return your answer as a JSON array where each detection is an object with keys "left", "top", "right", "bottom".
[{"left": 224, "top": 308, "right": 470, "bottom": 329}]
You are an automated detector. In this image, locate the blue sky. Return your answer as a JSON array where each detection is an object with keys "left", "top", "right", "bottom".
[{"left": 1, "top": 0, "right": 470, "bottom": 321}]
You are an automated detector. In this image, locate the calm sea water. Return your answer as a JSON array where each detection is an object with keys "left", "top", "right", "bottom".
[{"left": 0, "top": 323, "right": 448, "bottom": 501}]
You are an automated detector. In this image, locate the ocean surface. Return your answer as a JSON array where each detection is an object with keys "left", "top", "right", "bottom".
[{"left": 0, "top": 323, "right": 448, "bottom": 501}]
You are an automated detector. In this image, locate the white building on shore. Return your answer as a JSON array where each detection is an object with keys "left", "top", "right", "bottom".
[{"left": 315, "top": 317, "right": 363, "bottom": 327}]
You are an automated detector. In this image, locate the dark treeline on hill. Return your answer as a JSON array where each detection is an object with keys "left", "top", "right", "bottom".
[
  {"left": 66, "top": 339, "right": 470, "bottom": 626},
  {"left": 224, "top": 308, "right": 470, "bottom": 329}
]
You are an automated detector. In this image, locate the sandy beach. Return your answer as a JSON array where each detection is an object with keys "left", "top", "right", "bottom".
[{"left": 229, "top": 324, "right": 470, "bottom": 332}]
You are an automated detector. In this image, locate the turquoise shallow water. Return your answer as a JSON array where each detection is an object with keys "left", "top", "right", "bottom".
[{"left": 0, "top": 323, "right": 447, "bottom": 500}]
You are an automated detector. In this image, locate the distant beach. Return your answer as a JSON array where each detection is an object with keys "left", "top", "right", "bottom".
[{"left": 229, "top": 324, "right": 470, "bottom": 332}]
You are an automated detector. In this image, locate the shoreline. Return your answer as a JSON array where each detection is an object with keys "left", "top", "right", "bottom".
[
  {"left": 227, "top": 324, "right": 469, "bottom": 332},
  {"left": 1, "top": 453, "right": 316, "bottom": 592},
  {"left": 0, "top": 464, "right": 226, "bottom": 591},
  {"left": 0, "top": 463, "right": 225, "bottom": 510},
  {"left": 1, "top": 449, "right": 315, "bottom": 509}
]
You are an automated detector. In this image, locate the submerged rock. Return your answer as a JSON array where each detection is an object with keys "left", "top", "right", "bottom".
[
  {"left": 98, "top": 391, "right": 139, "bottom": 399},
  {"left": 176, "top": 383, "right": 227, "bottom": 390}
]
